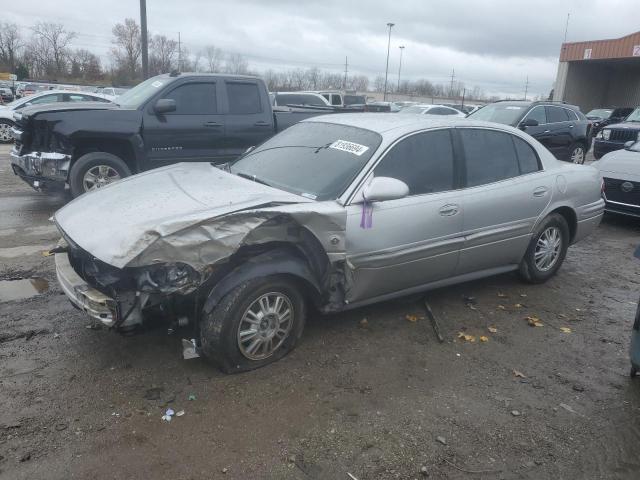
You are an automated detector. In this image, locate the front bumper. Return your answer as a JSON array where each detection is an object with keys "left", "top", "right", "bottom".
[
  {"left": 55, "top": 251, "right": 118, "bottom": 327},
  {"left": 10, "top": 147, "right": 70, "bottom": 191},
  {"left": 593, "top": 140, "right": 626, "bottom": 158}
]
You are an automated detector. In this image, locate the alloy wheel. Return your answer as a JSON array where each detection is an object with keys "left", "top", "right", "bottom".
[
  {"left": 237, "top": 292, "right": 294, "bottom": 360},
  {"left": 82, "top": 165, "right": 121, "bottom": 192},
  {"left": 571, "top": 146, "right": 585, "bottom": 164},
  {"left": 534, "top": 226, "right": 562, "bottom": 272},
  {"left": 0, "top": 122, "right": 12, "bottom": 142}
]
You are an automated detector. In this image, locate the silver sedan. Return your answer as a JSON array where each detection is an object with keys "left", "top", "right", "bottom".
[{"left": 53, "top": 114, "right": 604, "bottom": 372}]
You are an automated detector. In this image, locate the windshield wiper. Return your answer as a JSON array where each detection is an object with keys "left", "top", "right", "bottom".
[{"left": 236, "top": 172, "right": 272, "bottom": 187}]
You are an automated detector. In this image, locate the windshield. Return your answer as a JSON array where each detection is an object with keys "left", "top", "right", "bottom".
[
  {"left": 399, "top": 106, "right": 427, "bottom": 114},
  {"left": 231, "top": 122, "right": 382, "bottom": 201},
  {"left": 586, "top": 109, "right": 613, "bottom": 119},
  {"left": 344, "top": 95, "right": 366, "bottom": 105},
  {"left": 116, "top": 76, "right": 173, "bottom": 108},
  {"left": 626, "top": 108, "right": 640, "bottom": 122},
  {"left": 467, "top": 104, "right": 527, "bottom": 125}
]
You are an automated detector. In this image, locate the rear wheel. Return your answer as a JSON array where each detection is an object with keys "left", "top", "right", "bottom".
[
  {"left": 69, "top": 152, "right": 131, "bottom": 197},
  {"left": 0, "top": 119, "right": 14, "bottom": 143},
  {"left": 200, "top": 276, "right": 306, "bottom": 373},
  {"left": 519, "top": 213, "right": 570, "bottom": 284},
  {"left": 570, "top": 143, "right": 586, "bottom": 164}
]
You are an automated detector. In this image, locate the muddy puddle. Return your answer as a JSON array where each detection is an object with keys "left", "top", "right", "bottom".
[{"left": 0, "top": 278, "right": 49, "bottom": 302}]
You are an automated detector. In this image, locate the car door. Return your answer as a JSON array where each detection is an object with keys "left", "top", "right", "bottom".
[
  {"left": 545, "top": 106, "right": 573, "bottom": 159},
  {"left": 222, "top": 80, "right": 274, "bottom": 160},
  {"left": 519, "top": 106, "right": 554, "bottom": 151},
  {"left": 455, "top": 128, "right": 551, "bottom": 275},
  {"left": 143, "top": 81, "right": 226, "bottom": 166},
  {"left": 344, "top": 129, "right": 465, "bottom": 302}
]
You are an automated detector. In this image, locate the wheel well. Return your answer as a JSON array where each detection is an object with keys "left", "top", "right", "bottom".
[
  {"left": 73, "top": 140, "right": 137, "bottom": 173},
  {"left": 550, "top": 206, "right": 577, "bottom": 242}
]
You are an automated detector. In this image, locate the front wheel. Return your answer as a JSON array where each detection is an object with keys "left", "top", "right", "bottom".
[
  {"left": 200, "top": 276, "right": 307, "bottom": 373},
  {"left": 518, "top": 213, "right": 570, "bottom": 284},
  {"left": 0, "top": 119, "right": 15, "bottom": 143},
  {"left": 569, "top": 143, "right": 586, "bottom": 164},
  {"left": 69, "top": 152, "right": 131, "bottom": 197}
]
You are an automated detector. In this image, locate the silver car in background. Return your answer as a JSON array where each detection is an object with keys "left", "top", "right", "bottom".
[{"left": 53, "top": 114, "right": 604, "bottom": 372}]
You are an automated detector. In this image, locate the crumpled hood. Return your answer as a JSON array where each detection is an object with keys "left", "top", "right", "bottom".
[
  {"left": 55, "top": 163, "right": 314, "bottom": 268},
  {"left": 595, "top": 149, "right": 640, "bottom": 182}
]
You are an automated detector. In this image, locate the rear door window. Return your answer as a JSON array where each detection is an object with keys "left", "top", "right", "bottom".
[
  {"left": 513, "top": 136, "right": 541, "bottom": 174},
  {"left": 164, "top": 82, "right": 217, "bottom": 114},
  {"left": 545, "top": 106, "right": 569, "bottom": 123},
  {"left": 226, "top": 82, "right": 261, "bottom": 114},
  {"left": 460, "top": 129, "right": 520, "bottom": 187},
  {"left": 374, "top": 129, "right": 455, "bottom": 195}
]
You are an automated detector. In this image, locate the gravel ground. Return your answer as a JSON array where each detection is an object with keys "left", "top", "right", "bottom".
[{"left": 1, "top": 143, "right": 640, "bottom": 480}]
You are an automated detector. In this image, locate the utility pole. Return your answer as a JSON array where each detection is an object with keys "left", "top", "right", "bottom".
[
  {"left": 564, "top": 13, "right": 570, "bottom": 43},
  {"left": 396, "top": 45, "right": 405, "bottom": 93},
  {"left": 524, "top": 76, "right": 529, "bottom": 100},
  {"left": 140, "top": 0, "right": 149, "bottom": 79},
  {"left": 383, "top": 22, "right": 394, "bottom": 101},
  {"left": 449, "top": 68, "right": 455, "bottom": 98},
  {"left": 461, "top": 87, "right": 466, "bottom": 108},
  {"left": 178, "top": 32, "right": 182, "bottom": 71},
  {"left": 343, "top": 56, "right": 348, "bottom": 90}
]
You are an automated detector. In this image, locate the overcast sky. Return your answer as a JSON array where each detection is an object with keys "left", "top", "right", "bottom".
[{"left": 5, "top": 0, "right": 640, "bottom": 97}]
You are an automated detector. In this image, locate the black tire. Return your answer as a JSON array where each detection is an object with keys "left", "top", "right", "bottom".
[
  {"left": 69, "top": 152, "right": 131, "bottom": 198},
  {"left": 518, "top": 213, "right": 570, "bottom": 284},
  {"left": 0, "top": 119, "right": 15, "bottom": 143},
  {"left": 569, "top": 142, "right": 586, "bottom": 164},
  {"left": 200, "top": 276, "right": 306, "bottom": 373}
]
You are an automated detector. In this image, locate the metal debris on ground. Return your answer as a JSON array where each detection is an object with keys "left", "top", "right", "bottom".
[
  {"left": 176, "top": 410, "right": 185, "bottom": 417},
  {"left": 424, "top": 300, "right": 444, "bottom": 343},
  {"left": 182, "top": 338, "right": 200, "bottom": 360}
]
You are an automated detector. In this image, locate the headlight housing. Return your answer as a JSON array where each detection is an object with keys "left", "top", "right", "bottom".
[
  {"left": 602, "top": 129, "right": 611, "bottom": 141},
  {"left": 136, "top": 263, "right": 200, "bottom": 294}
]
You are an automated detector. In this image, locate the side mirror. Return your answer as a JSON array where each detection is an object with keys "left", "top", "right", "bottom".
[
  {"left": 624, "top": 140, "right": 635, "bottom": 150},
  {"left": 519, "top": 118, "right": 538, "bottom": 129},
  {"left": 154, "top": 98, "right": 176, "bottom": 114},
  {"left": 361, "top": 176, "right": 409, "bottom": 202}
]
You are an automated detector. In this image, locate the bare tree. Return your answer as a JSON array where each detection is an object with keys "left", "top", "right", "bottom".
[
  {"left": 111, "top": 18, "right": 141, "bottom": 81},
  {"left": 31, "top": 22, "right": 76, "bottom": 77},
  {"left": 70, "top": 48, "right": 102, "bottom": 80},
  {"left": 0, "top": 22, "right": 23, "bottom": 72},
  {"left": 202, "top": 45, "right": 223, "bottom": 73},
  {"left": 149, "top": 34, "right": 177, "bottom": 75},
  {"left": 224, "top": 53, "right": 249, "bottom": 75}
]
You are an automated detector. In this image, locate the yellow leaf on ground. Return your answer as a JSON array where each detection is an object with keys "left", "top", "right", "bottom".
[
  {"left": 479, "top": 336, "right": 489, "bottom": 342},
  {"left": 513, "top": 369, "right": 527, "bottom": 378},
  {"left": 525, "top": 316, "right": 543, "bottom": 327},
  {"left": 457, "top": 332, "right": 476, "bottom": 342},
  {"left": 514, "top": 303, "right": 524, "bottom": 308},
  {"left": 559, "top": 327, "right": 572, "bottom": 333},
  {"left": 488, "top": 326, "right": 498, "bottom": 333},
  {"left": 497, "top": 305, "right": 506, "bottom": 311},
  {"left": 406, "top": 314, "right": 418, "bottom": 323}
]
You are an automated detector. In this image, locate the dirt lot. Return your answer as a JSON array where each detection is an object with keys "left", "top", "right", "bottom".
[{"left": 1, "top": 143, "right": 640, "bottom": 480}]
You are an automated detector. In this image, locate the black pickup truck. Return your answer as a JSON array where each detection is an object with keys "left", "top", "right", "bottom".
[{"left": 11, "top": 73, "right": 330, "bottom": 197}]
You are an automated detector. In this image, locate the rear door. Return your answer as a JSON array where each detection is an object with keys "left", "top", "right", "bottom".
[
  {"left": 345, "top": 129, "right": 465, "bottom": 302},
  {"left": 545, "top": 105, "right": 573, "bottom": 159},
  {"left": 455, "top": 128, "right": 551, "bottom": 275},
  {"left": 143, "top": 80, "right": 225, "bottom": 165},
  {"left": 222, "top": 80, "right": 274, "bottom": 160}
]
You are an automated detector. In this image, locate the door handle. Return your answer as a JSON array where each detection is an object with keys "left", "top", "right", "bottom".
[
  {"left": 254, "top": 121, "right": 271, "bottom": 127},
  {"left": 543, "top": 130, "right": 551, "bottom": 134},
  {"left": 569, "top": 124, "right": 574, "bottom": 128},
  {"left": 438, "top": 204, "right": 459, "bottom": 216},
  {"left": 203, "top": 121, "right": 222, "bottom": 127},
  {"left": 533, "top": 187, "right": 548, "bottom": 197}
]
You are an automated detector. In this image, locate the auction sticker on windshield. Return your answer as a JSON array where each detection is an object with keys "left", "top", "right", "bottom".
[{"left": 330, "top": 140, "right": 370, "bottom": 156}]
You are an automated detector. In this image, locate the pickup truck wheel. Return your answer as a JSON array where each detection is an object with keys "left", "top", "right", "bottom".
[
  {"left": 518, "top": 213, "right": 570, "bottom": 284},
  {"left": 0, "top": 119, "right": 14, "bottom": 143},
  {"left": 69, "top": 152, "right": 131, "bottom": 197},
  {"left": 200, "top": 276, "right": 306, "bottom": 374},
  {"left": 570, "top": 143, "right": 586, "bottom": 164}
]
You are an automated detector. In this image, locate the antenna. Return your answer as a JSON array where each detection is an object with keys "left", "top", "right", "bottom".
[
  {"left": 343, "top": 56, "right": 348, "bottom": 90},
  {"left": 524, "top": 76, "right": 529, "bottom": 100},
  {"left": 178, "top": 31, "right": 182, "bottom": 71},
  {"left": 449, "top": 68, "right": 455, "bottom": 98}
]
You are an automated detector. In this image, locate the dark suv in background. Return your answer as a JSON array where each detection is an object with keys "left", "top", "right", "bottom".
[
  {"left": 586, "top": 107, "right": 634, "bottom": 136},
  {"left": 593, "top": 107, "right": 640, "bottom": 159},
  {"left": 468, "top": 101, "right": 591, "bottom": 164}
]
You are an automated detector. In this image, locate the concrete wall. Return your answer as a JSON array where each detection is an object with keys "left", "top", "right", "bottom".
[{"left": 554, "top": 60, "right": 640, "bottom": 112}]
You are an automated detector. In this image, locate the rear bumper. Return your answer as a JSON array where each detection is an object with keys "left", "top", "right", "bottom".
[
  {"left": 573, "top": 199, "right": 605, "bottom": 243},
  {"left": 55, "top": 251, "right": 118, "bottom": 327}
]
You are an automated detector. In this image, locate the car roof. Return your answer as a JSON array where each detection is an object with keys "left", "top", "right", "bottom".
[{"left": 303, "top": 113, "right": 508, "bottom": 136}]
